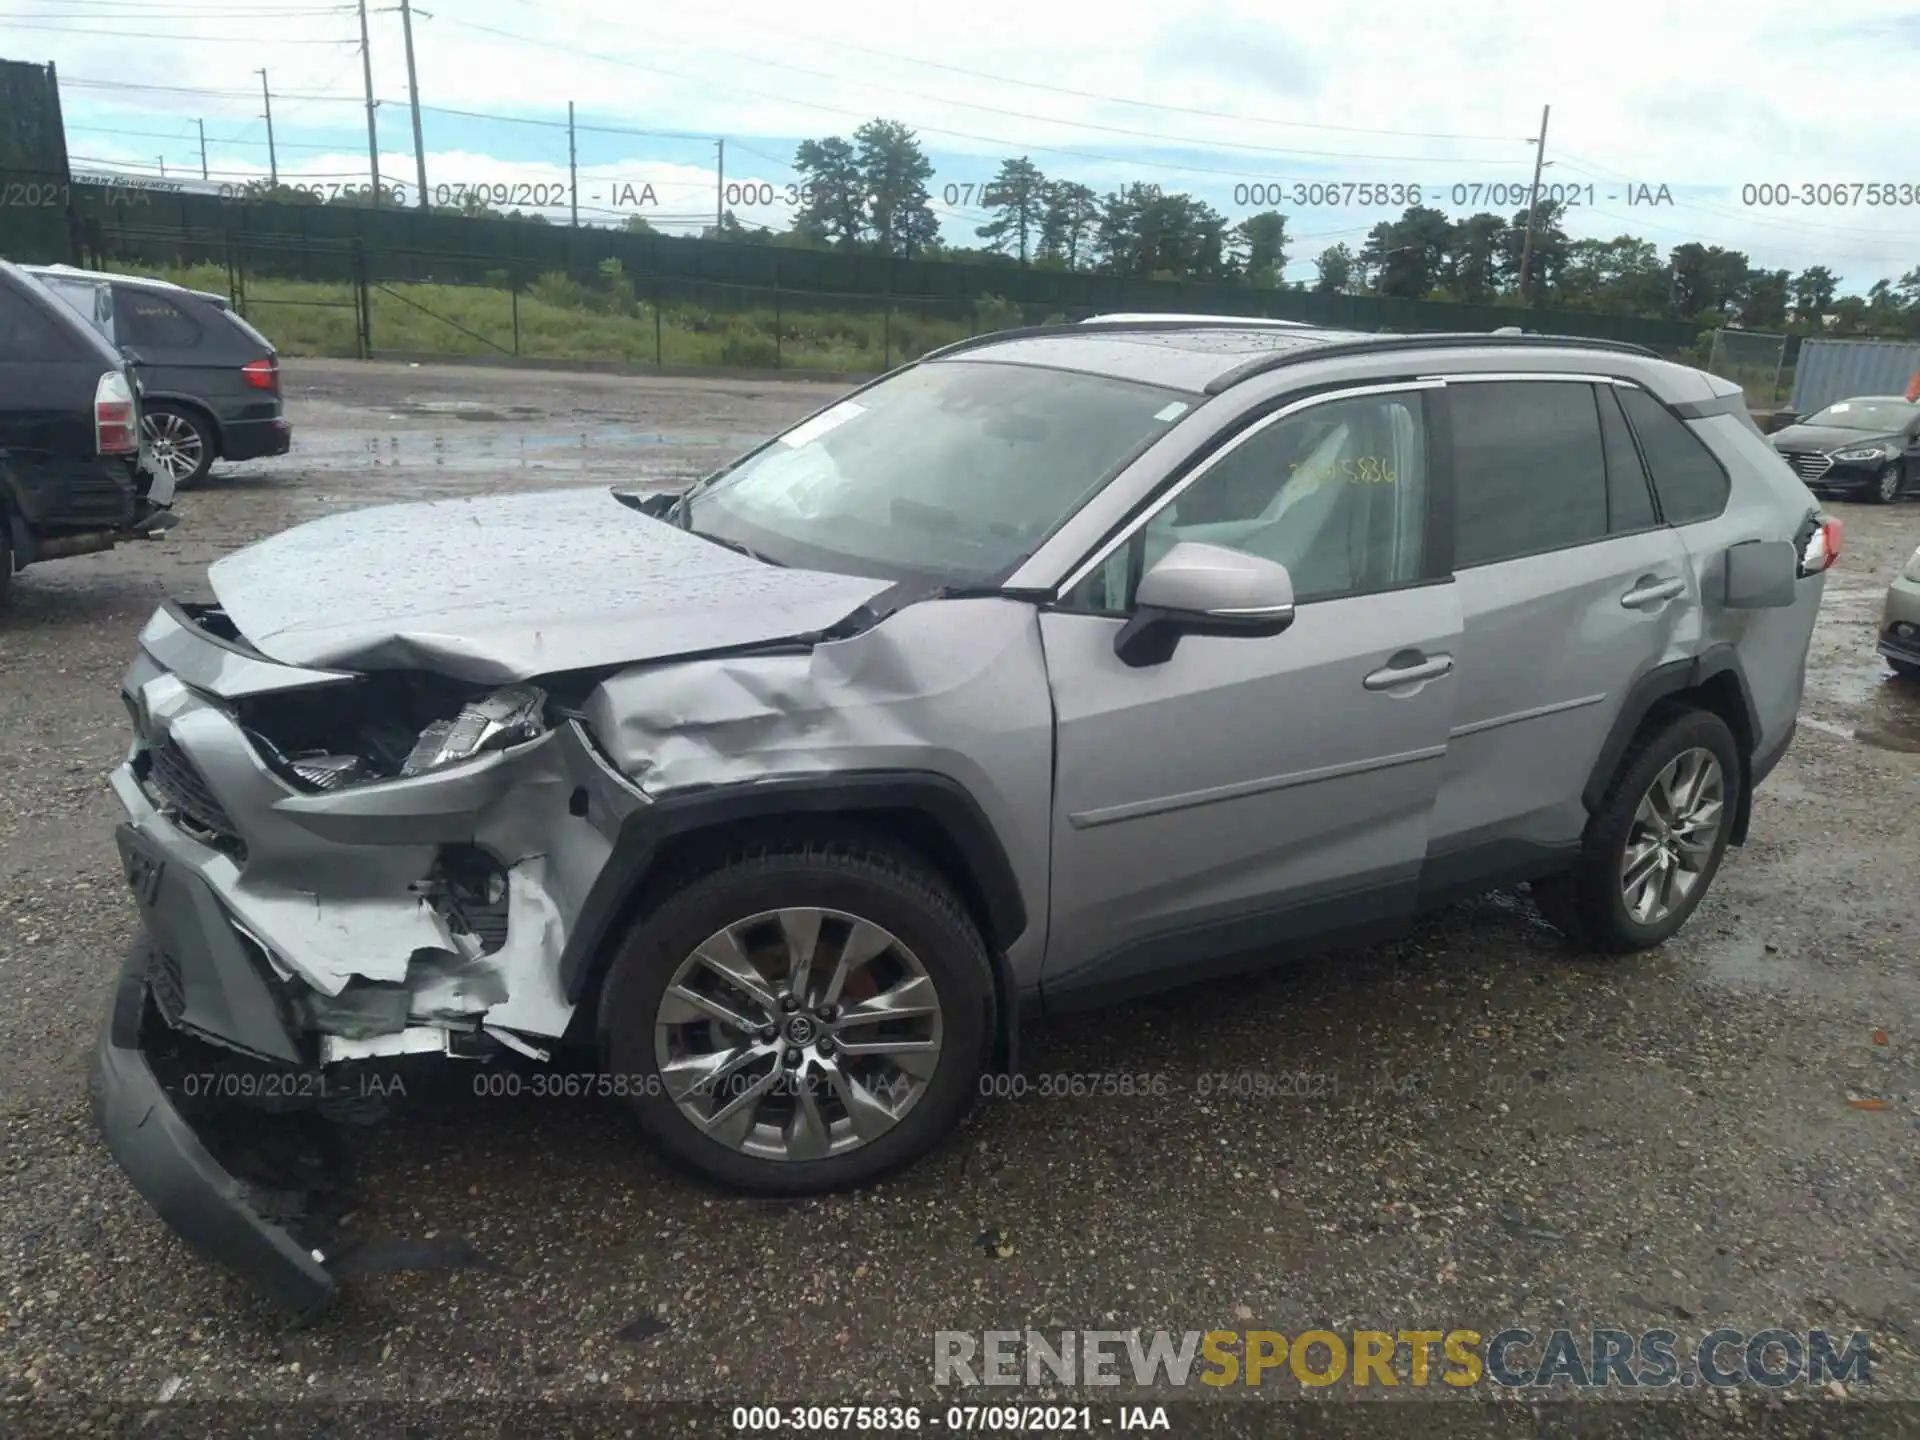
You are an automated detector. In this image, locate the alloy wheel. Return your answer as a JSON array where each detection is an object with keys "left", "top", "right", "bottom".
[
  {"left": 1620, "top": 746, "right": 1725, "bottom": 925},
  {"left": 1878, "top": 465, "right": 1902, "bottom": 503},
  {"left": 652, "top": 907, "right": 944, "bottom": 1161},
  {"left": 142, "top": 412, "right": 204, "bottom": 485}
]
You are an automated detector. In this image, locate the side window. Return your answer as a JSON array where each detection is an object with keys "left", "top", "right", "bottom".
[
  {"left": 1449, "top": 380, "right": 1609, "bottom": 568},
  {"left": 0, "top": 284, "right": 81, "bottom": 362},
  {"left": 1595, "top": 383, "right": 1658, "bottom": 533},
  {"left": 1083, "top": 391, "right": 1429, "bottom": 608},
  {"left": 114, "top": 287, "right": 203, "bottom": 349},
  {"left": 1616, "top": 386, "right": 1731, "bottom": 524}
]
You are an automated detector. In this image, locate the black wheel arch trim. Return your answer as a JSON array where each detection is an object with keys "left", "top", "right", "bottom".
[
  {"left": 1582, "top": 644, "right": 1765, "bottom": 843},
  {"left": 558, "top": 769, "right": 1030, "bottom": 1008},
  {"left": 141, "top": 394, "right": 225, "bottom": 451}
]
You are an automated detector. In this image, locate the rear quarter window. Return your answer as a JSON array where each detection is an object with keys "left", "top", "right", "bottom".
[
  {"left": 1617, "top": 386, "right": 1732, "bottom": 524},
  {"left": 114, "top": 287, "right": 206, "bottom": 349},
  {"left": 0, "top": 280, "right": 87, "bottom": 363}
]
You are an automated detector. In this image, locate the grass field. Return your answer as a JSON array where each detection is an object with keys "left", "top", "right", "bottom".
[{"left": 142, "top": 261, "right": 1049, "bottom": 371}]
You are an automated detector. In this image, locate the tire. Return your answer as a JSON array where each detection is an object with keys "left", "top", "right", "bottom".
[
  {"left": 142, "top": 404, "right": 214, "bottom": 490},
  {"left": 1891, "top": 658, "right": 1920, "bottom": 682},
  {"left": 1553, "top": 708, "right": 1742, "bottom": 953},
  {"left": 0, "top": 514, "right": 12, "bottom": 611},
  {"left": 1872, "top": 462, "right": 1902, "bottom": 505},
  {"left": 597, "top": 834, "right": 994, "bottom": 1194}
]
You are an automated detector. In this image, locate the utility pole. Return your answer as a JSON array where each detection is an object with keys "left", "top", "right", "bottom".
[
  {"left": 358, "top": 0, "right": 381, "bottom": 205},
  {"left": 1516, "top": 103, "right": 1550, "bottom": 306},
  {"left": 197, "top": 119, "right": 207, "bottom": 180},
  {"left": 398, "top": 0, "right": 429, "bottom": 207},
  {"left": 568, "top": 101, "right": 578, "bottom": 227},
  {"left": 258, "top": 69, "right": 278, "bottom": 184},
  {"left": 158, "top": 155, "right": 166, "bottom": 178},
  {"left": 715, "top": 136, "right": 724, "bottom": 232}
]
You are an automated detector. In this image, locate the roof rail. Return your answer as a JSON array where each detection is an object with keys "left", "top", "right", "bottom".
[
  {"left": 1080, "top": 312, "right": 1318, "bottom": 328},
  {"left": 1203, "top": 331, "right": 1664, "bottom": 394},
  {"left": 914, "top": 315, "right": 1350, "bottom": 365}
]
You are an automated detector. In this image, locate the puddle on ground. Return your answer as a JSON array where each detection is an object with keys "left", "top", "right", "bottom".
[
  {"left": 1800, "top": 652, "right": 1920, "bottom": 751},
  {"left": 249, "top": 426, "right": 755, "bottom": 476}
]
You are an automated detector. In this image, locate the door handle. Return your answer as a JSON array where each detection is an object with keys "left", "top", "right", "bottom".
[
  {"left": 1621, "top": 576, "right": 1686, "bottom": 609},
  {"left": 1364, "top": 653, "right": 1454, "bottom": 690}
]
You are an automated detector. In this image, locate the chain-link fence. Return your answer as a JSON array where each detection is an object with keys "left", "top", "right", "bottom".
[
  {"left": 1706, "top": 328, "right": 1789, "bottom": 406},
  {"left": 75, "top": 231, "right": 1109, "bottom": 373}
]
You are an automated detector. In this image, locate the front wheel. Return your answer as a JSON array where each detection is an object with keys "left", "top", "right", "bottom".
[
  {"left": 1873, "top": 462, "right": 1903, "bottom": 504},
  {"left": 1891, "top": 657, "right": 1920, "bottom": 682},
  {"left": 1551, "top": 709, "right": 1742, "bottom": 952},
  {"left": 598, "top": 836, "right": 993, "bottom": 1193}
]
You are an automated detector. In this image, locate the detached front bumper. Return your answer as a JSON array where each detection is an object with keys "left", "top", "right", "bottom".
[{"left": 90, "top": 940, "right": 337, "bottom": 1320}]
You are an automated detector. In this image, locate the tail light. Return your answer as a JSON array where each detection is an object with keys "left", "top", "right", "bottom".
[
  {"left": 241, "top": 356, "right": 279, "bottom": 393},
  {"left": 94, "top": 370, "right": 138, "bottom": 455},
  {"left": 1799, "top": 514, "right": 1842, "bottom": 575}
]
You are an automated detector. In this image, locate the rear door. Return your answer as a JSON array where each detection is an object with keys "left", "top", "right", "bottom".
[
  {"left": 1423, "top": 376, "right": 1697, "bottom": 892},
  {"left": 1039, "top": 381, "right": 1462, "bottom": 1002}
]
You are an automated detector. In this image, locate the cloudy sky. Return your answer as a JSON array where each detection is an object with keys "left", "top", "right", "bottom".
[{"left": 19, "top": 0, "right": 1920, "bottom": 290}]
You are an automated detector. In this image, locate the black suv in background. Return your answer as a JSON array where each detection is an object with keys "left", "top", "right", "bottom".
[
  {"left": 24, "top": 265, "right": 290, "bottom": 490},
  {"left": 0, "top": 259, "right": 177, "bottom": 608}
]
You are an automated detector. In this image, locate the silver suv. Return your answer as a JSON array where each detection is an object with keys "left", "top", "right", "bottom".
[{"left": 93, "top": 320, "right": 1836, "bottom": 1316}]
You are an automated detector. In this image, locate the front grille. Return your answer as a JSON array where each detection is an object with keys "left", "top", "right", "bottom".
[
  {"left": 148, "top": 946, "right": 186, "bottom": 1023},
  {"left": 1782, "top": 450, "right": 1833, "bottom": 483},
  {"left": 144, "top": 736, "right": 245, "bottom": 856}
]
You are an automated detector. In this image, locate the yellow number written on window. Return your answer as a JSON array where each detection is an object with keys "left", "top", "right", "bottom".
[{"left": 1287, "top": 456, "right": 1399, "bottom": 486}]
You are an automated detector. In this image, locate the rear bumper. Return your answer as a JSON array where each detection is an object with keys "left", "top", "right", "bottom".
[
  {"left": 90, "top": 940, "right": 337, "bottom": 1320},
  {"left": 219, "top": 415, "right": 291, "bottom": 462}
]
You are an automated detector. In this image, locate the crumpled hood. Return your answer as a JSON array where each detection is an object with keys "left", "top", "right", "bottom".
[
  {"left": 1771, "top": 424, "right": 1902, "bottom": 453},
  {"left": 209, "top": 487, "right": 893, "bottom": 683}
]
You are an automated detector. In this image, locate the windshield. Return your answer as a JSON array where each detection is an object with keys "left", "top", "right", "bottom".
[
  {"left": 680, "top": 359, "right": 1193, "bottom": 584},
  {"left": 1802, "top": 399, "right": 1919, "bottom": 431}
]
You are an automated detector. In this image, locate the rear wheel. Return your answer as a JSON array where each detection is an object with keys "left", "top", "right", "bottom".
[
  {"left": 142, "top": 405, "right": 214, "bottom": 490},
  {"left": 598, "top": 835, "right": 993, "bottom": 1193},
  {"left": 1547, "top": 708, "right": 1741, "bottom": 952}
]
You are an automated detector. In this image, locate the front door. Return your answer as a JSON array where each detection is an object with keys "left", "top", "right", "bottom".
[{"left": 1038, "top": 383, "right": 1460, "bottom": 1004}]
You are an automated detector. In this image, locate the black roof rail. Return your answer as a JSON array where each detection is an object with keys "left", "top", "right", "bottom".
[
  {"left": 1202, "top": 331, "right": 1665, "bottom": 394},
  {"left": 913, "top": 316, "right": 1340, "bottom": 364},
  {"left": 910, "top": 319, "right": 1665, "bottom": 387}
]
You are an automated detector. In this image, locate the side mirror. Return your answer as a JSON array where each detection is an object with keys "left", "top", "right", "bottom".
[
  {"left": 1114, "top": 541, "right": 1296, "bottom": 667},
  {"left": 1722, "top": 539, "right": 1798, "bottom": 609}
]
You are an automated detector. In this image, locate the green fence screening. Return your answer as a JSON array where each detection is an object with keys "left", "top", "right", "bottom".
[
  {"left": 61, "top": 183, "right": 1706, "bottom": 361},
  {"left": 0, "top": 59, "right": 76, "bottom": 264}
]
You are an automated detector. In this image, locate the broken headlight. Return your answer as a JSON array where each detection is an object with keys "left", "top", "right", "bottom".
[{"left": 401, "top": 684, "right": 548, "bottom": 776}]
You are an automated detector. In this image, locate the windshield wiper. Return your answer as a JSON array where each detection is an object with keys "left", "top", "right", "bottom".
[{"left": 686, "top": 526, "right": 786, "bottom": 567}]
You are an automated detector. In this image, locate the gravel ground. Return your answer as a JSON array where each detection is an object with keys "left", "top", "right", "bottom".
[{"left": 0, "top": 359, "right": 1915, "bottom": 1435}]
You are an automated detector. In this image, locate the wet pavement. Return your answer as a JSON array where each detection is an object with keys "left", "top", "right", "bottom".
[{"left": 0, "top": 359, "right": 1915, "bottom": 1430}]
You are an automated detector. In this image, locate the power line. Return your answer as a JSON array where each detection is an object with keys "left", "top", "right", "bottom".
[
  {"left": 459, "top": 13, "right": 1524, "bottom": 169},
  {"left": 3, "top": 20, "right": 354, "bottom": 39},
  {"left": 62, "top": 75, "right": 364, "bottom": 101},
  {"left": 504, "top": 0, "right": 1519, "bottom": 145},
  {"left": 67, "top": 121, "right": 350, "bottom": 150},
  {"left": 432, "top": 16, "right": 1525, "bottom": 186},
  {"left": 1551, "top": 153, "right": 1920, "bottom": 246}
]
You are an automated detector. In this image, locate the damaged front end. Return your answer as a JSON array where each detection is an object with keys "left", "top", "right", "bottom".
[{"left": 92, "top": 600, "right": 651, "bottom": 1315}]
